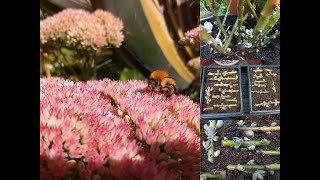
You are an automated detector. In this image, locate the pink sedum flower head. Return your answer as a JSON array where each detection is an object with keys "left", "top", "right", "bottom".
[
  {"left": 40, "top": 77, "right": 200, "bottom": 179},
  {"left": 179, "top": 25, "right": 200, "bottom": 48},
  {"left": 40, "top": 8, "right": 124, "bottom": 53}
]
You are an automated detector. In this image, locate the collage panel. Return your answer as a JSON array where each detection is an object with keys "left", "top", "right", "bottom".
[{"left": 200, "top": 118, "right": 280, "bottom": 179}]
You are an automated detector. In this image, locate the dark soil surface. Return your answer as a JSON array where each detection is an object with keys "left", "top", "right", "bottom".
[
  {"left": 250, "top": 67, "right": 280, "bottom": 111},
  {"left": 201, "top": 120, "right": 280, "bottom": 180},
  {"left": 202, "top": 68, "right": 241, "bottom": 114},
  {"left": 200, "top": 16, "right": 280, "bottom": 65}
]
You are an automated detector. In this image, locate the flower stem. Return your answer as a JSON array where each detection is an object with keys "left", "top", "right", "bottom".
[
  {"left": 238, "top": 126, "right": 280, "bottom": 132},
  {"left": 221, "top": 140, "right": 270, "bottom": 147},
  {"left": 256, "top": 150, "right": 280, "bottom": 156},
  {"left": 201, "top": 171, "right": 226, "bottom": 178},
  {"left": 227, "top": 163, "right": 280, "bottom": 171}
]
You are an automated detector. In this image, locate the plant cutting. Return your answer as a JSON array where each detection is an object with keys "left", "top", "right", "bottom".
[
  {"left": 200, "top": 171, "right": 227, "bottom": 179},
  {"left": 202, "top": 120, "right": 224, "bottom": 163},
  {"left": 227, "top": 163, "right": 280, "bottom": 171},
  {"left": 256, "top": 150, "right": 280, "bottom": 156},
  {"left": 200, "top": 0, "right": 280, "bottom": 65},
  {"left": 221, "top": 137, "right": 270, "bottom": 148},
  {"left": 238, "top": 126, "right": 280, "bottom": 132}
]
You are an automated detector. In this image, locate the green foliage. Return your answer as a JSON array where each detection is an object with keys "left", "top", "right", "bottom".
[
  {"left": 119, "top": 68, "right": 147, "bottom": 82},
  {"left": 257, "top": 0, "right": 267, "bottom": 11}
]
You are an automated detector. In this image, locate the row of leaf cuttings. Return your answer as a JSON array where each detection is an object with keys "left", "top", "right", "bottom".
[
  {"left": 204, "top": 69, "right": 239, "bottom": 111},
  {"left": 250, "top": 67, "right": 279, "bottom": 108}
]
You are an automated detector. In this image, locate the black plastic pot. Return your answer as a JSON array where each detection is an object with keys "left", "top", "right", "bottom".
[
  {"left": 247, "top": 65, "right": 280, "bottom": 114},
  {"left": 200, "top": 65, "right": 244, "bottom": 120}
]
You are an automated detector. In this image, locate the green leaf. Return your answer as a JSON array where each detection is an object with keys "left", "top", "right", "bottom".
[{"left": 119, "top": 68, "right": 147, "bottom": 81}]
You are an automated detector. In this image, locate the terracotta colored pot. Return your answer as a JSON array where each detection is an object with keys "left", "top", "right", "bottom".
[
  {"left": 248, "top": 59, "right": 262, "bottom": 65},
  {"left": 200, "top": 59, "right": 212, "bottom": 66},
  {"left": 226, "top": 0, "right": 256, "bottom": 14}
]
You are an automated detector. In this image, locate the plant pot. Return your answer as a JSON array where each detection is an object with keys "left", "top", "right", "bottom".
[
  {"left": 225, "top": 0, "right": 257, "bottom": 14},
  {"left": 200, "top": 59, "right": 212, "bottom": 66},
  {"left": 214, "top": 60, "right": 239, "bottom": 66},
  {"left": 248, "top": 59, "right": 262, "bottom": 65},
  {"left": 200, "top": 15, "right": 280, "bottom": 65}
]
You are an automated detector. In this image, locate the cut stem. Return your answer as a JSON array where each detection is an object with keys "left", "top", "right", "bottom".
[
  {"left": 201, "top": 171, "right": 227, "bottom": 178},
  {"left": 206, "top": 0, "right": 228, "bottom": 39},
  {"left": 223, "top": 13, "right": 248, "bottom": 50},
  {"left": 217, "top": 0, "right": 232, "bottom": 40},
  {"left": 200, "top": 29, "right": 233, "bottom": 56},
  {"left": 207, "top": 120, "right": 216, "bottom": 163},
  {"left": 222, "top": 140, "right": 270, "bottom": 147},
  {"left": 245, "top": 0, "right": 258, "bottom": 20},
  {"left": 256, "top": 150, "right": 280, "bottom": 156},
  {"left": 237, "top": 0, "right": 245, "bottom": 43},
  {"left": 238, "top": 126, "right": 280, "bottom": 132},
  {"left": 227, "top": 163, "right": 280, "bottom": 171},
  {"left": 250, "top": 0, "right": 280, "bottom": 46}
]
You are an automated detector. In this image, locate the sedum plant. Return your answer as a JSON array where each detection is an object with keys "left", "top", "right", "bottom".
[
  {"left": 40, "top": 77, "right": 200, "bottom": 179},
  {"left": 200, "top": 0, "right": 280, "bottom": 57},
  {"left": 40, "top": 9, "right": 124, "bottom": 81}
]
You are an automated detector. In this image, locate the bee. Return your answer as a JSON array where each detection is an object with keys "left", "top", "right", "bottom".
[{"left": 147, "top": 70, "right": 177, "bottom": 97}]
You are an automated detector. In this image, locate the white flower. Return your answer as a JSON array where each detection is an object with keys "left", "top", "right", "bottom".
[
  {"left": 203, "top": 21, "right": 213, "bottom": 33},
  {"left": 247, "top": 160, "right": 256, "bottom": 165},
  {"left": 271, "top": 122, "right": 277, "bottom": 127},
  {"left": 256, "top": 49, "right": 260, "bottom": 53},
  {"left": 268, "top": 170, "right": 275, "bottom": 175},
  {"left": 227, "top": 48, "right": 231, "bottom": 52},
  {"left": 244, "top": 137, "right": 249, "bottom": 141}
]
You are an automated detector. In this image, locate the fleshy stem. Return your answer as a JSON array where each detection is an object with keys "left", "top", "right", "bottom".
[
  {"left": 221, "top": 140, "right": 270, "bottom": 147},
  {"left": 207, "top": 120, "right": 216, "bottom": 163},
  {"left": 223, "top": 13, "right": 248, "bottom": 50},
  {"left": 200, "top": 171, "right": 227, "bottom": 179},
  {"left": 238, "top": 126, "right": 280, "bottom": 132},
  {"left": 227, "top": 163, "right": 280, "bottom": 171},
  {"left": 200, "top": 29, "right": 233, "bottom": 56},
  {"left": 256, "top": 150, "right": 280, "bottom": 156},
  {"left": 217, "top": 0, "right": 232, "bottom": 40},
  {"left": 250, "top": 0, "right": 280, "bottom": 46},
  {"left": 206, "top": 0, "right": 228, "bottom": 39},
  {"left": 245, "top": 0, "right": 258, "bottom": 20},
  {"left": 253, "top": 5, "right": 280, "bottom": 49},
  {"left": 259, "top": 30, "right": 280, "bottom": 49},
  {"left": 262, "top": 6, "right": 280, "bottom": 37},
  {"left": 237, "top": 0, "right": 245, "bottom": 44}
]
